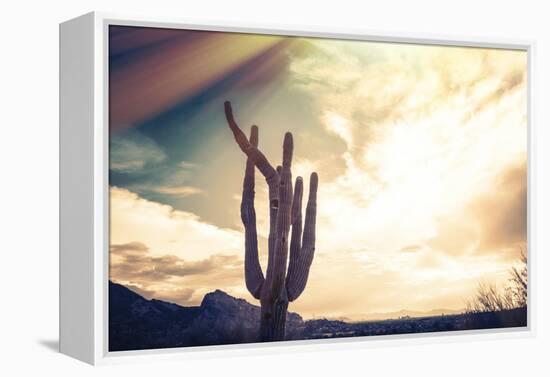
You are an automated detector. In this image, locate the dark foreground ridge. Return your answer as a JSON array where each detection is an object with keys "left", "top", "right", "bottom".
[{"left": 109, "top": 281, "right": 527, "bottom": 351}]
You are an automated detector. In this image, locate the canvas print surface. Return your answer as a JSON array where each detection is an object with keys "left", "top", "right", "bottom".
[{"left": 108, "top": 25, "right": 528, "bottom": 351}]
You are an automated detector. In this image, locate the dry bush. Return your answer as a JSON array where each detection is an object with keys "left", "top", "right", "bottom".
[{"left": 466, "top": 249, "right": 527, "bottom": 313}]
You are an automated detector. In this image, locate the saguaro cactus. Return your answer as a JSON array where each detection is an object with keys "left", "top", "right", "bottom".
[{"left": 224, "top": 101, "right": 318, "bottom": 342}]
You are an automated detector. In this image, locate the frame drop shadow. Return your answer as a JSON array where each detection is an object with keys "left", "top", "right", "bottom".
[{"left": 38, "top": 339, "right": 59, "bottom": 352}]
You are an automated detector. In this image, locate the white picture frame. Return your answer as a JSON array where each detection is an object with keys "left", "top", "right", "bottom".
[{"left": 59, "top": 11, "right": 536, "bottom": 365}]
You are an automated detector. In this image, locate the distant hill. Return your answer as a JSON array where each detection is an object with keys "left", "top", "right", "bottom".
[
  {"left": 352, "top": 308, "right": 464, "bottom": 322},
  {"left": 109, "top": 281, "right": 527, "bottom": 351}
]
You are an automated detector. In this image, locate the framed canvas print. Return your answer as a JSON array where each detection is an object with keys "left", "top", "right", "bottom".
[{"left": 59, "top": 12, "right": 534, "bottom": 365}]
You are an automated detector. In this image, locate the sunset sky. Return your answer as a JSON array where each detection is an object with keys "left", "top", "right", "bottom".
[{"left": 109, "top": 26, "right": 527, "bottom": 320}]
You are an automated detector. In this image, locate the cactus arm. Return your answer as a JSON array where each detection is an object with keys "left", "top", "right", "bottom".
[
  {"left": 225, "top": 101, "right": 280, "bottom": 288},
  {"left": 224, "top": 101, "right": 277, "bottom": 182},
  {"left": 225, "top": 100, "right": 280, "bottom": 260},
  {"left": 241, "top": 125, "right": 265, "bottom": 299},
  {"left": 285, "top": 177, "right": 303, "bottom": 292},
  {"left": 269, "top": 133, "right": 294, "bottom": 298},
  {"left": 287, "top": 172, "right": 318, "bottom": 302}
]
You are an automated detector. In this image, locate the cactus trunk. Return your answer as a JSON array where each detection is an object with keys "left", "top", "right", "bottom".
[{"left": 225, "top": 101, "right": 318, "bottom": 342}]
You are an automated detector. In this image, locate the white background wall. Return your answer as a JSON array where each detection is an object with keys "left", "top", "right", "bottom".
[{"left": 1, "top": 0, "right": 548, "bottom": 375}]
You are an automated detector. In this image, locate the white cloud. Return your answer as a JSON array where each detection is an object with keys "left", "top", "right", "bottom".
[
  {"left": 178, "top": 160, "right": 198, "bottom": 169},
  {"left": 151, "top": 185, "right": 206, "bottom": 197},
  {"left": 110, "top": 131, "right": 166, "bottom": 173},
  {"left": 110, "top": 186, "right": 242, "bottom": 261},
  {"left": 322, "top": 111, "right": 353, "bottom": 147}
]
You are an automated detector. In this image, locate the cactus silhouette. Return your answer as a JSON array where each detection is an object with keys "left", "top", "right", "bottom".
[{"left": 225, "top": 101, "right": 319, "bottom": 342}]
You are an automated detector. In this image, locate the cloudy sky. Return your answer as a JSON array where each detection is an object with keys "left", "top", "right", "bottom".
[{"left": 109, "top": 25, "right": 527, "bottom": 320}]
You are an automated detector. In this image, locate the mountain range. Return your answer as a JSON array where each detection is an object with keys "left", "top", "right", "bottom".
[{"left": 109, "top": 281, "right": 527, "bottom": 351}]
